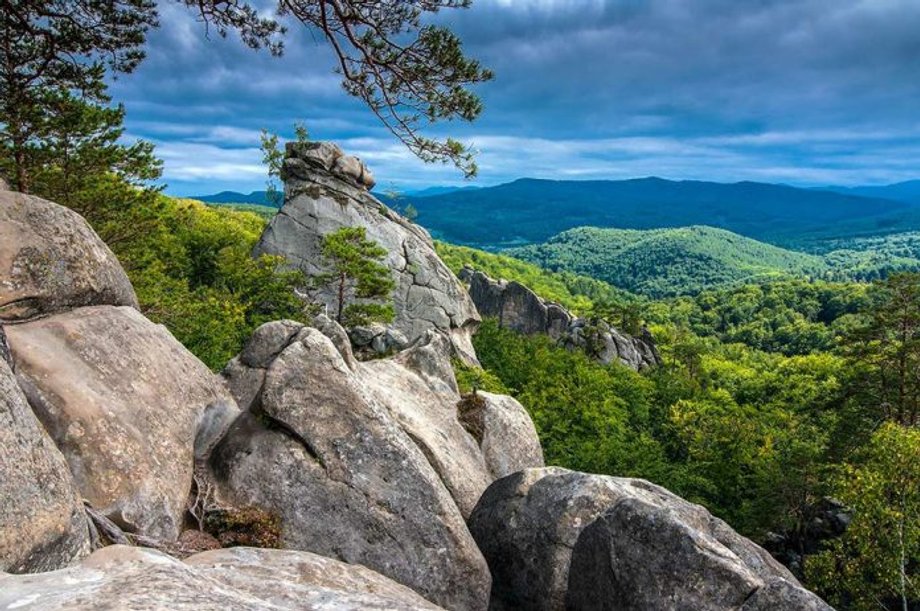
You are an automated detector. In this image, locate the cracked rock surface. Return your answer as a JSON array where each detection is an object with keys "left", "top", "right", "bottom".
[
  {"left": 469, "top": 467, "right": 830, "bottom": 611},
  {"left": 0, "top": 545, "right": 444, "bottom": 610},
  {"left": 461, "top": 268, "right": 660, "bottom": 371},
  {"left": 254, "top": 141, "right": 481, "bottom": 365},
  {"left": 210, "top": 320, "right": 520, "bottom": 610},
  {"left": 0, "top": 357, "right": 90, "bottom": 573},
  {"left": 0, "top": 190, "right": 138, "bottom": 322}
]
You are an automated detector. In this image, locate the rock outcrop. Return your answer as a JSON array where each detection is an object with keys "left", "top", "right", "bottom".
[
  {"left": 469, "top": 467, "right": 830, "bottom": 611},
  {"left": 254, "top": 141, "right": 481, "bottom": 365},
  {"left": 0, "top": 190, "right": 138, "bottom": 322},
  {"left": 0, "top": 545, "right": 443, "bottom": 610},
  {"left": 460, "top": 268, "right": 660, "bottom": 370},
  {"left": 212, "top": 320, "right": 515, "bottom": 609},
  {"left": 6, "top": 305, "right": 238, "bottom": 541},
  {"left": 0, "top": 358, "right": 91, "bottom": 573}
]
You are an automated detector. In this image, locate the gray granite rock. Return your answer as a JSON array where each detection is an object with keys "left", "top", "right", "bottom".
[
  {"left": 0, "top": 190, "right": 138, "bottom": 322},
  {"left": 469, "top": 467, "right": 826, "bottom": 611},
  {"left": 211, "top": 325, "right": 492, "bottom": 610},
  {"left": 460, "top": 268, "right": 660, "bottom": 370},
  {"left": 0, "top": 545, "right": 443, "bottom": 610},
  {"left": 6, "top": 306, "right": 238, "bottom": 541},
  {"left": 254, "top": 141, "right": 480, "bottom": 365},
  {"left": 0, "top": 358, "right": 90, "bottom": 573}
]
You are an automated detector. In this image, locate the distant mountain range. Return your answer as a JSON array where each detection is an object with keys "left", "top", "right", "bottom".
[
  {"left": 189, "top": 185, "right": 478, "bottom": 206},
  {"left": 819, "top": 180, "right": 920, "bottom": 204},
  {"left": 398, "top": 177, "right": 920, "bottom": 250},
  {"left": 191, "top": 177, "right": 920, "bottom": 251}
]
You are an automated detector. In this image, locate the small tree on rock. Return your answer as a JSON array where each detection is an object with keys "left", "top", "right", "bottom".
[{"left": 315, "top": 227, "right": 395, "bottom": 327}]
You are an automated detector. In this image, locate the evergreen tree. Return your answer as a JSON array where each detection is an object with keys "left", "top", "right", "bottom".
[
  {"left": 0, "top": 0, "right": 157, "bottom": 192},
  {"left": 315, "top": 227, "right": 395, "bottom": 326}
]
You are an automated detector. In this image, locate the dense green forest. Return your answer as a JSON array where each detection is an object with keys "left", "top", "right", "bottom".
[
  {"left": 445, "top": 244, "right": 919, "bottom": 609},
  {"left": 509, "top": 225, "right": 920, "bottom": 297}
]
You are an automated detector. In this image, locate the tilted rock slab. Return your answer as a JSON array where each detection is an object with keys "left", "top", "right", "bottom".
[
  {"left": 460, "top": 268, "right": 660, "bottom": 371},
  {"left": 212, "top": 320, "right": 498, "bottom": 609},
  {"left": 5, "top": 305, "right": 239, "bottom": 541},
  {"left": 216, "top": 319, "right": 543, "bottom": 608},
  {"left": 254, "top": 141, "right": 481, "bottom": 365},
  {"left": 0, "top": 545, "right": 443, "bottom": 610},
  {"left": 469, "top": 467, "right": 832, "bottom": 611},
  {"left": 0, "top": 357, "right": 91, "bottom": 573},
  {"left": 0, "top": 190, "right": 138, "bottom": 322}
]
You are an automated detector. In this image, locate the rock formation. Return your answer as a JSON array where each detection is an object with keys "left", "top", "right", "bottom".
[
  {"left": 460, "top": 268, "right": 660, "bottom": 370},
  {"left": 0, "top": 190, "right": 138, "bottom": 322},
  {"left": 0, "top": 357, "right": 91, "bottom": 573},
  {"left": 6, "top": 306, "right": 238, "bottom": 540},
  {"left": 0, "top": 545, "right": 442, "bottom": 610},
  {"left": 1, "top": 192, "right": 238, "bottom": 542},
  {"left": 254, "top": 141, "right": 481, "bottom": 365},
  {"left": 469, "top": 467, "right": 831, "bottom": 611},
  {"left": 212, "top": 318, "right": 545, "bottom": 609},
  {"left": 0, "top": 171, "right": 832, "bottom": 611}
]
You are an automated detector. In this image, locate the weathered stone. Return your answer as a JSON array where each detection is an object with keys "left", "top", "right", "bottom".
[
  {"left": 0, "top": 190, "right": 138, "bottom": 322},
  {"left": 461, "top": 268, "right": 660, "bottom": 370},
  {"left": 0, "top": 176, "right": 8, "bottom": 190},
  {"left": 0, "top": 545, "right": 444, "bottom": 610},
  {"left": 0, "top": 358, "right": 90, "bottom": 573},
  {"left": 459, "top": 391, "right": 545, "bottom": 480},
  {"left": 239, "top": 319, "right": 303, "bottom": 368},
  {"left": 361, "top": 331, "right": 493, "bottom": 518},
  {"left": 741, "top": 577, "right": 835, "bottom": 610},
  {"left": 210, "top": 327, "right": 491, "bottom": 610},
  {"left": 255, "top": 141, "right": 480, "bottom": 365},
  {"left": 6, "top": 306, "right": 238, "bottom": 541},
  {"left": 469, "top": 467, "right": 820, "bottom": 611}
]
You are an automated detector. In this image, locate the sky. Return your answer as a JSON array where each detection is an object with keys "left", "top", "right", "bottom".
[{"left": 109, "top": 0, "right": 920, "bottom": 196}]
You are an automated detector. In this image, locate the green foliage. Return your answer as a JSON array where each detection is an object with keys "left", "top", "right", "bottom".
[
  {"left": 315, "top": 227, "right": 395, "bottom": 327},
  {"left": 511, "top": 226, "right": 827, "bottom": 298},
  {"left": 806, "top": 424, "right": 920, "bottom": 610},
  {"left": 120, "top": 198, "right": 308, "bottom": 370},
  {"left": 843, "top": 273, "right": 920, "bottom": 426},
  {"left": 646, "top": 280, "right": 870, "bottom": 356},
  {"left": 0, "top": 0, "right": 157, "bottom": 192},
  {"left": 452, "top": 358, "right": 509, "bottom": 394}
]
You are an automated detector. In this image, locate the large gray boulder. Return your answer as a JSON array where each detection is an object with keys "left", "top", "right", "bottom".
[
  {"left": 254, "top": 141, "right": 481, "bottom": 365},
  {"left": 0, "top": 190, "right": 138, "bottom": 322},
  {"left": 210, "top": 322, "right": 493, "bottom": 610},
  {"left": 458, "top": 391, "right": 545, "bottom": 480},
  {"left": 460, "top": 269, "right": 660, "bottom": 371},
  {"left": 469, "top": 468, "right": 829, "bottom": 611},
  {"left": 0, "top": 358, "right": 90, "bottom": 573},
  {"left": 0, "top": 545, "right": 443, "bottom": 610},
  {"left": 5, "top": 305, "right": 238, "bottom": 541}
]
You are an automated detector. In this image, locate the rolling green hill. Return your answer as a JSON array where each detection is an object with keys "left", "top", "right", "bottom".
[{"left": 509, "top": 226, "right": 828, "bottom": 297}]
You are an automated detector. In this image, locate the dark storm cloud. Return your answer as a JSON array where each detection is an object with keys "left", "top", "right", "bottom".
[{"left": 110, "top": 0, "right": 920, "bottom": 194}]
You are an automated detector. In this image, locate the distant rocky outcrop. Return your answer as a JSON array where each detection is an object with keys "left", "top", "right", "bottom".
[
  {"left": 469, "top": 468, "right": 831, "bottom": 611},
  {"left": 460, "top": 268, "right": 660, "bottom": 370},
  {"left": 0, "top": 190, "right": 138, "bottom": 322},
  {"left": 254, "top": 141, "right": 481, "bottom": 365},
  {"left": 0, "top": 545, "right": 442, "bottom": 610}
]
